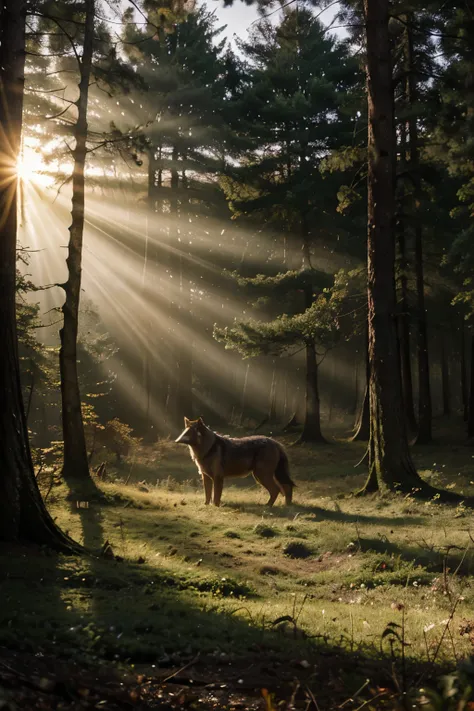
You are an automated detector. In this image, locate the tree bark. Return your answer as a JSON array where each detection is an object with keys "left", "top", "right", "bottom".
[
  {"left": 268, "top": 363, "right": 278, "bottom": 422},
  {"left": 148, "top": 142, "right": 172, "bottom": 436},
  {"left": 349, "top": 351, "right": 359, "bottom": 417},
  {"left": 295, "top": 278, "right": 326, "bottom": 443},
  {"left": 176, "top": 163, "right": 193, "bottom": 424},
  {"left": 141, "top": 150, "right": 154, "bottom": 439},
  {"left": 166, "top": 150, "right": 193, "bottom": 427},
  {"left": 360, "top": 0, "right": 421, "bottom": 495},
  {"left": 397, "top": 214, "right": 417, "bottom": 434},
  {"left": 59, "top": 0, "right": 95, "bottom": 481},
  {"left": 440, "top": 333, "right": 451, "bottom": 417},
  {"left": 414, "top": 217, "right": 432, "bottom": 443},
  {"left": 0, "top": 0, "right": 79, "bottom": 549},
  {"left": 468, "top": 335, "right": 474, "bottom": 439},
  {"left": 142, "top": 209, "right": 151, "bottom": 434},
  {"left": 238, "top": 361, "right": 250, "bottom": 425},
  {"left": 297, "top": 342, "right": 326, "bottom": 444},
  {"left": 461, "top": 320, "right": 468, "bottom": 422},
  {"left": 282, "top": 369, "right": 289, "bottom": 419},
  {"left": 351, "top": 330, "right": 369, "bottom": 441},
  {"left": 352, "top": 385, "right": 370, "bottom": 441},
  {"left": 405, "top": 16, "right": 432, "bottom": 444}
]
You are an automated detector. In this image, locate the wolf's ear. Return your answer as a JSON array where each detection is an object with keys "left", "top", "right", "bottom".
[
  {"left": 184, "top": 417, "right": 191, "bottom": 427},
  {"left": 197, "top": 416, "right": 205, "bottom": 427}
]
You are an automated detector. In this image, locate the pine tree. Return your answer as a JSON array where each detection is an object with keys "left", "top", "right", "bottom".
[
  {"left": 217, "top": 0, "right": 474, "bottom": 502},
  {"left": 58, "top": 0, "right": 96, "bottom": 483},
  {"left": 122, "top": 7, "right": 238, "bottom": 432},
  {"left": 431, "top": 2, "right": 474, "bottom": 404},
  {"left": 227, "top": 8, "right": 361, "bottom": 258},
  {"left": 359, "top": 0, "right": 425, "bottom": 494},
  {"left": 396, "top": 10, "right": 439, "bottom": 444},
  {"left": 23, "top": 0, "right": 142, "bottom": 480},
  {"left": 0, "top": 0, "right": 78, "bottom": 548},
  {"left": 214, "top": 270, "right": 348, "bottom": 442},
  {"left": 218, "top": 8, "right": 362, "bottom": 440}
]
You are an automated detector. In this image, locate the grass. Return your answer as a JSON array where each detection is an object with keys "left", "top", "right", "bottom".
[{"left": 4, "top": 419, "right": 474, "bottom": 707}]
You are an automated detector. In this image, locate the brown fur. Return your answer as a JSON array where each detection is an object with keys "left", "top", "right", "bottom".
[{"left": 175, "top": 417, "right": 295, "bottom": 507}]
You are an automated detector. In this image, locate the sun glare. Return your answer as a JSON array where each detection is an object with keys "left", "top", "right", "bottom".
[{"left": 16, "top": 145, "right": 53, "bottom": 186}]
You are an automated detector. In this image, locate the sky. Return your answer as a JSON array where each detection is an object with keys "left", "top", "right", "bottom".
[
  {"left": 115, "top": 1, "right": 343, "bottom": 51},
  {"left": 208, "top": 1, "right": 260, "bottom": 44},
  {"left": 202, "top": 1, "right": 343, "bottom": 48}
]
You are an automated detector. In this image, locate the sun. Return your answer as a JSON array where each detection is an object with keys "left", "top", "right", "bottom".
[
  {"left": 16, "top": 156, "right": 32, "bottom": 181},
  {"left": 16, "top": 144, "right": 52, "bottom": 186}
]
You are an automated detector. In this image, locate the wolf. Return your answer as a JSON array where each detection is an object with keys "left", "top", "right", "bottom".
[{"left": 175, "top": 417, "right": 295, "bottom": 507}]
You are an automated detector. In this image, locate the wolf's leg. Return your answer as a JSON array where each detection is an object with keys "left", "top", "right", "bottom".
[
  {"left": 213, "top": 476, "right": 224, "bottom": 506},
  {"left": 265, "top": 488, "right": 279, "bottom": 507},
  {"left": 281, "top": 483, "right": 293, "bottom": 506},
  {"left": 253, "top": 469, "right": 280, "bottom": 507},
  {"left": 202, "top": 473, "right": 213, "bottom": 505}
]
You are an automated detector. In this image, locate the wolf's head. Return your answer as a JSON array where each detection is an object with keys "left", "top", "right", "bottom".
[{"left": 175, "top": 416, "right": 207, "bottom": 445}]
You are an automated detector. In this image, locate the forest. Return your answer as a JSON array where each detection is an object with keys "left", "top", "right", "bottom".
[{"left": 1, "top": 0, "right": 474, "bottom": 708}]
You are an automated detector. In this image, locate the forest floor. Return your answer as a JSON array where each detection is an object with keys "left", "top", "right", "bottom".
[{"left": 3, "top": 417, "right": 474, "bottom": 709}]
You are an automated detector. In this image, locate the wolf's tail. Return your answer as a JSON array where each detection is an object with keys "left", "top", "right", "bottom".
[{"left": 274, "top": 447, "right": 295, "bottom": 505}]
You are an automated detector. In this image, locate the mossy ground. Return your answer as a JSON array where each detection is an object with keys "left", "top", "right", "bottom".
[{"left": 3, "top": 418, "right": 474, "bottom": 708}]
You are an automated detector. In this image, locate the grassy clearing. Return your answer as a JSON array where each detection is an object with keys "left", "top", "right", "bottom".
[{"left": 4, "top": 422, "right": 474, "bottom": 706}]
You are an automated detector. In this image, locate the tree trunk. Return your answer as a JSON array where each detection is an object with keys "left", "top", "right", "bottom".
[
  {"left": 167, "top": 150, "right": 193, "bottom": 427},
  {"left": 328, "top": 357, "right": 336, "bottom": 423},
  {"left": 297, "top": 343, "right": 326, "bottom": 444},
  {"left": 268, "top": 363, "right": 278, "bottom": 422},
  {"left": 356, "top": 10, "right": 474, "bottom": 502},
  {"left": 360, "top": 0, "right": 421, "bottom": 495},
  {"left": 238, "top": 361, "right": 250, "bottom": 425},
  {"left": 176, "top": 164, "right": 193, "bottom": 423},
  {"left": 405, "top": 16, "right": 432, "bottom": 444},
  {"left": 468, "top": 335, "right": 474, "bottom": 439},
  {"left": 0, "top": 0, "right": 78, "bottom": 549},
  {"left": 142, "top": 208, "right": 151, "bottom": 435},
  {"left": 414, "top": 219, "right": 432, "bottom": 443},
  {"left": 349, "top": 351, "right": 359, "bottom": 417},
  {"left": 283, "top": 369, "right": 289, "bottom": 420},
  {"left": 352, "top": 386, "right": 369, "bottom": 442},
  {"left": 440, "top": 333, "right": 451, "bottom": 417},
  {"left": 141, "top": 150, "right": 154, "bottom": 439},
  {"left": 59, "top": 0, "right": 95, "bottom": 481},
  {"left": 296, "top": 279, "right": 326, "bottom": 443},
  {"left": 351, "top": 330, "right": 369, "bottom": 441},
  {"left": 461, "top": 320, "right": 468, "bottom": 421},
  {"left": 175, "top": 335, "right": 193, "bottom": 422},
  {"left": 149, "top": 142, "right": 171, "bottom": 436},
  {"left": 397, "top": 216, "right": 417, "bottom": 434}
]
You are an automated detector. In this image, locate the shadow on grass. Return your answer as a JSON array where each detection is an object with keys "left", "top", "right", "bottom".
[
  {"left": 0, "top": 473, "right": 108, "bottom": 661},
  {"left": 0, "top": 538, "right": 318, "bottom": 665},
  {"left": 51, "top": 482, "right": 272, "bottom": 662},
  {"left": 2, "top": 538, "right": 457, "bottom": 710},
  {"left": 224, "top": 500, "right": 425, "bottom": 527},
  {"left": 358, "top": 536, "right": 474, "bottom": 577},
  {"left": 2, "top": 485, "right": 472, "bottom": 709},
  {"left": 0, "top": 542, "right": 90, "bottom": 659}
]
